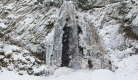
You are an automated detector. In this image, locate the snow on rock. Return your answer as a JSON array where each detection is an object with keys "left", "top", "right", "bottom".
[
  {"left": 30, "top": 57, "right": 35, "bottom": 63},
  {"left": 84, "top": 1, "right": 138, "bottom": 71},
  {"left": 132, "top": 0, "right": 138, "bottom": 4},
  {"left": 0, "top": 0, "right": 59, "bottom": 61},
  {"left": 99, "top": 24, "right": 125, "bottom": 49},
  {"left": 0, "top": 43, "right": 44, "bottom": 75},
  {"left": 3, "top": 45, "right": 20, "bottom": 56},
  {"left": 0, "top": 55, "right": 4, "bottom": 59},
  {"left": 33, "top": 65, "right": 46, "bottom": 75},
  {"left": 131, "top": 12, "right": 138, "bottom": 36},
  {"left": 0, "top": 23, "right": 7, "bottom": 29}
]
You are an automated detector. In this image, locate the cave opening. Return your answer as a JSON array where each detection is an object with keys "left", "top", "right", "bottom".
[{"left": 61, "top": 24, "right": 71, "bottom": 67}]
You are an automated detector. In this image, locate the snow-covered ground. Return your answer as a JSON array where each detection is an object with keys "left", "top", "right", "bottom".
[{"left": 1, "top": 55, "right": 138, "bottom": 80}]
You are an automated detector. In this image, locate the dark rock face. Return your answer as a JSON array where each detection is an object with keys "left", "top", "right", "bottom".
[
  {"left": 61, "top": 25, "right": 71, "bottom": 67},
  {"left": 88, "top": 60, "right": 93, "bottom": 68}
]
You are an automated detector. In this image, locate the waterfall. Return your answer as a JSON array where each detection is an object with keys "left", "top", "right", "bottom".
[
  {"left": 45, "top": 1, "right": 80, "bottom": 69},
  {"left": 59, "top": 1, "right": 80, "bottom": 69},
  {"left": 45, "top": 1, "right": 111, "bottom": 76},
  {"left": 69, "top": 4, "right": 80, "bottom": 69}
]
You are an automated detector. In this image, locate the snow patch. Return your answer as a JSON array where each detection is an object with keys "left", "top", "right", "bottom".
[
  {"left": 90, "top": 69, "right": 115, "bottom": 80},
  {"left": 0, "top": 23, "right": 7, "bottom": 29},
  {"left": 3, "top": 45, "right": 20, "bottom": 56}
]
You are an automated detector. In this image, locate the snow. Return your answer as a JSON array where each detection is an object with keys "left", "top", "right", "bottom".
[
  {"left": 0, "top": 23, "right": 7, "bottom": 29},
  {"left": 54, "top": 67, "right": 75, "bottom": 76},
  {"left": 115, "top": 55, "right": 138, "bottom": 80},
  {"left": 132, "top": 0, "right": 138, "bottom": 4},
  {"left": 0, "top": 71, "right": 41, "bottom": 80},
  {"left": 0, "top": 0, "right": 138, "bottom": 80},
  {"left": 12, "top": 54, "right": 21, "bottom": 60},
  {"left": 29, "top": 57, "right": 35, "bottom": 63},
  {"left": 2, "top": 3, "right": 13, "bottom": 10},
  {"left": 99, "top": 24, "right": 125, "bottom": 49},
  {"left": 0, "top": 55, "right": 4, "bottom": 59},
  {"left": 45, "top": 28, "right": 55, "bottom": 44},
  {"left": 33, "top": 65, "right": 46, "bottom": 73},
  {"left": 0, "top": 68, "right": 91, "bottom": 80},
  {"left": 132, "top": 14, "right": 138, "bottom": 27},
  {"left": 0, "top": 58, "right": 138, "bottom": 80},
  {"left": 90, "top": 69, "right": 115, "bottom": 80},
  {"left": 23, "top": 50, "right": 30, "bottom": 54},
  {"left": 3, "top": 45, "right": 20, "bottom": 56},
  {"left": 115, "top": 47, "right": 135, "bottom": 59}
]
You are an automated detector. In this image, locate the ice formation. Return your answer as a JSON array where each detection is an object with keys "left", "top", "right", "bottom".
[{"left": 45, "top": 1, "right": 111, "bottom": 75}]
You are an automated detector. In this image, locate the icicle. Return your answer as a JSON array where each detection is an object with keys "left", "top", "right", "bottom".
[{"left": 46, "top": 43, "right": 53, "bottom": 65}]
